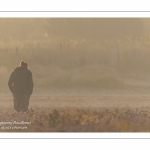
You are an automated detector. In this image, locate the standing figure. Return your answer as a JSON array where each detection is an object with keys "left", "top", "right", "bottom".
[{"left": 8, "top": 60, "right": 34, "bottom": 112}]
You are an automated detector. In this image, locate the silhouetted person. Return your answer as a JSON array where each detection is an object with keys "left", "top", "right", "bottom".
[{"left": 8, "top": 61, "right": 34, "bottom": 112}]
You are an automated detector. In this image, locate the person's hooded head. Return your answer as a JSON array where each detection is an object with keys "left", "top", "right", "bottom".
[{"left": 19, "top": 60, "right": 28, "bottom": 68}]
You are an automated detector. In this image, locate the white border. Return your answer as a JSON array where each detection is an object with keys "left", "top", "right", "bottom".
[
  {"left": 0, "top": 12, "right": 150, "bottom": 18},
  {"left": 0, "top": 133, "right": 150, "bottom": 138},
  {"left": 0, "top": 0, "right": 150, "bottom": 11}
]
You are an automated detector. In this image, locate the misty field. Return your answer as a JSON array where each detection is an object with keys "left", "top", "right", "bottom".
[
  {"left": 1, "top": 90, "right": 150, "bottom": 132},
  {"left": 1, "top": 18, "right": 150, "bottom": 132}
]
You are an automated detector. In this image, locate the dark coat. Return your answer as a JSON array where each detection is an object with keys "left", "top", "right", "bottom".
[{"left": 8, "top": 66, "right": 34, "bottom": 95}]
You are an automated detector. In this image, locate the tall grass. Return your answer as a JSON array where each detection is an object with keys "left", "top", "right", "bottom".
[{"left": 1, "top": 107, "right": 150, "bottom": 132}]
